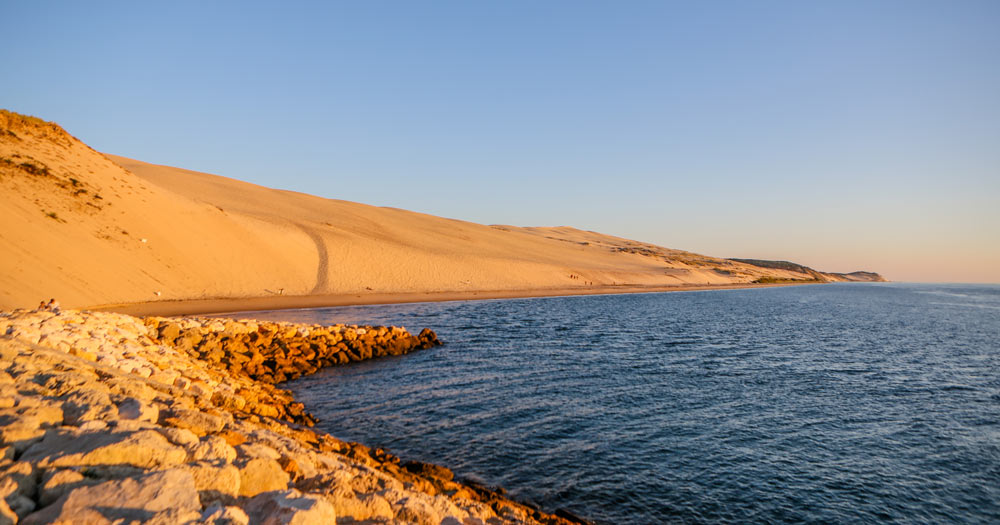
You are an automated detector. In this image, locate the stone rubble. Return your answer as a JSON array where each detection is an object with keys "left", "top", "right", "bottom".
[{"left": 0, "top": 309, "right": 581, "bottom": 525}]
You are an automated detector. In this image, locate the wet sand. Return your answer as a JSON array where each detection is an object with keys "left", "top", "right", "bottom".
[{"left": 91, "top": 282, "right": 818, "bottom": 317}]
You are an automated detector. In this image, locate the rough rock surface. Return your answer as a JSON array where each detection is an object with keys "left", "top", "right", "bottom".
[
  {"left": 21, "top": 469, "right": 201, "bottom": 524},
  {"left": 0, "top": 309, "right": 579, "bottom": 524},
  {"left": 244, "top": 490, "right": 336, "bottom": 525}
]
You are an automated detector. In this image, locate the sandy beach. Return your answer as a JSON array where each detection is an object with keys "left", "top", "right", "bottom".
[{"left": 93, "top": 282, "right": 820, "bottom": 317}]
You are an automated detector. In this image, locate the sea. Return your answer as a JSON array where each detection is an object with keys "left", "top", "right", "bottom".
[{"left": 229, "top": 283, "right": 1000, "bottom": 524}]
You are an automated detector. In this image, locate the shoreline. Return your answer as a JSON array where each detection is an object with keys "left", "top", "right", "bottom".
[
  {"left": 90, "top": 282, "right": 822, "bottom": 317},
  {"left": 0, "top": 309, "right": 579, "bottom": 524}
]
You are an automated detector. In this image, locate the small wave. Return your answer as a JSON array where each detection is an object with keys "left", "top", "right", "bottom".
[
  {"left": 663, "top": 340, "right": 702, "bottom": 347},
  {"left": 915, "top": 290, "right": 974, "bottom": 299},
  {"left": 928, "top": 301, "right": 1000, "bottom": 310},
  {"left": 939, "top": 384, "right": 977, "bottom": 392}
]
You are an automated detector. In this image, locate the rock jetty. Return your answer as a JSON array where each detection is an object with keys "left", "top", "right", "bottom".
[
  {"left": 0, "top": 309, "right": 580, "bottom": 525},
  {"left": 145, "top": 316, "right": 442, "bottom": 426}
]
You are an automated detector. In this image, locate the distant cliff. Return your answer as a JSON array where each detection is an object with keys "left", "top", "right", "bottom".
[{"left": 728, "top": 259, "right": 887, "bottom": 283}]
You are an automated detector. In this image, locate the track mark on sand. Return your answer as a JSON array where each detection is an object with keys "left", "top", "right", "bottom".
[{"left": 297, "top": 224, "right": 330, "bottom": 294}]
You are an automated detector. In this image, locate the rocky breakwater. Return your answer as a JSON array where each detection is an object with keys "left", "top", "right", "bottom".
[
  {"left": 144, "top": 316, "right": 443, "bottom": 426},
  {"left": 0, "top": 309, "right": 579, "bottom": 525}
]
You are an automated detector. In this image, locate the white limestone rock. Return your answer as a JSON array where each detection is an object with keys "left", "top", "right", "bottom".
[
  {"left": 388, "top": 491, "right": 444, "bottom": 525},
  {"left": 184, "top": 460, "right": 241, "bottom": 501},
  {"left": 21, "top": 469, "right": 200, "bottom": 525},
  {"left": 200, "top": 503, "right": 250, "bottom": 525},
  {"left": 243, "top": 489, "right": 336, "bottom": 525},
  {"left": 236, "top": 442, "right": 282, "bottom": 461},
  {"left": 61, "top": 389, "right": 118, "bottom": 426},
  {"left": 156, "top": 426, "right": 200, "bottom": 448},
  {"left": 236, "top": 457, "right": 290, "bottom": 497},
  {"left": 116, "top": 397, "right": 159, "bottom": 423},
  {"left": 160, "top": 406, "right": 225, "bottom": 436},
  {"left": 0, "top": 462, "right": 38, "bottom": 521},
  {"left": 20, "top": 428, "right": 188, "bottom": 469},
  {"left": 0, "top": 404, "right": 64, "bottom": 453},
  {"left": 38, "top": 469, "right": 89, "bottom": 507},
  {"left": 190, "top": 435, "right": 238, "bottom": 464}
]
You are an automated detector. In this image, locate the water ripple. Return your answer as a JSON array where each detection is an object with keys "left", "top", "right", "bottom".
[{"left": 229, "top": 284, "right": 1000, "bottom": 524}]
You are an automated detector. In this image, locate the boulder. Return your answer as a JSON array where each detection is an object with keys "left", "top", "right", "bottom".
[
  {"left": 418, "top": 328, "right": 441, "bottom": 346},
  {"left": 20, "top": 429, "right": 187, "bottom": 469},
  {"left": 78, "top": 420, "right": 109, "bottom": 432},
  {"left": 212, "top": 390, "right": 247, "bottom": 411},
  {"left": 217, "top": 430, "right": 248, "bottom": 447},
  {"left": 0, "top": 461, "right": 37, "bottom": 497},
  {"left": 0, "top": 462, "right": 38, "bottom": 521},
  {"left": 189, "top": 435, "right": 238, "bottom": 463},
  {"left": 157, "top": 322, "right": 181, "bottom": 342},
  {"left": 0, "top": 390, "right": 12, "bottom": 410},
  {"left": 159, "top": 407, "right": 225, "bottom": 436},
  {"left": 200, "top": 503, "right": 250, "bottom": 525},
  {"left": 236, "top": 457, "right": 290, "bottom": 497},
  {"left": 0, "top": 496, "right": 18, "bottom": 525},
  {"left": 149, "top": 368, "right": 181, "bottom": 388},
  {"left": 21, "top": 469, "right": 199, "bottom": 525},
  {"left": 0, "top": 405, "right": 64, "bottom": 452},
  {"left": 116, "top": 397, "right": 159, "bottom": 423},
  {"left": 61, "top": 389, "right": 117, "bottom": 425},
  {"left": 235, "top": 443, "right": 281, "bottom": 461},
  {"left": 278, "top": 452, "right": 316, "bottom": 481},
  {"left": 402, "top": 460, "right": 455, "bottom": 481},
  {"left": 67, "top": 347, "right": 98, "bottom": 361},
  {"left": 0, "top": 421, "right": 45, "bottom": 455},
  {"left": 244, "top": 489, "right": 336, "bottom": 525},
  {"left": 156, "top": 426, "right": 200, "bottom": 448},
  {"left": 319, "top": 487, "right": 394, "bottom": 522},
  {"left": 135, "top": 507, "right": 204, "bottom": 524},
  {"left": 388, "top": 491, "right": 443, "bottom": 525},
  {"left": 38, "top": 469, "right": 89, "bottom": 507},
  {"left": 184, "top": 461, "right": 240, "bottom": 502}
]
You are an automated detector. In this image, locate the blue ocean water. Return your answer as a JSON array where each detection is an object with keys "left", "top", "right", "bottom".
[{"left": 233, "top": 284, "right": 1000, "bottom": 524}]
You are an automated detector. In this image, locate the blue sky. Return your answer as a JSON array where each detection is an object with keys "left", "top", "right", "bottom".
[{"left": 3, "top": 1, "right": 998, "bottom": 281}]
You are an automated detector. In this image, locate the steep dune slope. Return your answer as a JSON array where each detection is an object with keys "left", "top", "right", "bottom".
[
  {"left": 105, "top": 156, "right": 836, "bottom": 293},
  {"left": 1, "top": 111, "right": 881, "bottom": 310},
  {"left": 0, "top": 111, "right": 316, "bottom": 307}
]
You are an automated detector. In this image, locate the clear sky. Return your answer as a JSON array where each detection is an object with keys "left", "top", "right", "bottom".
[{"left": 3, "top": 1, "right": 998, "bottom": 282}]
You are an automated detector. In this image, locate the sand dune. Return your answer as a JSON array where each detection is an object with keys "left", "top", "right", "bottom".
[{"left": 0, "top": 110, "right": 882, "bottom": 312}]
